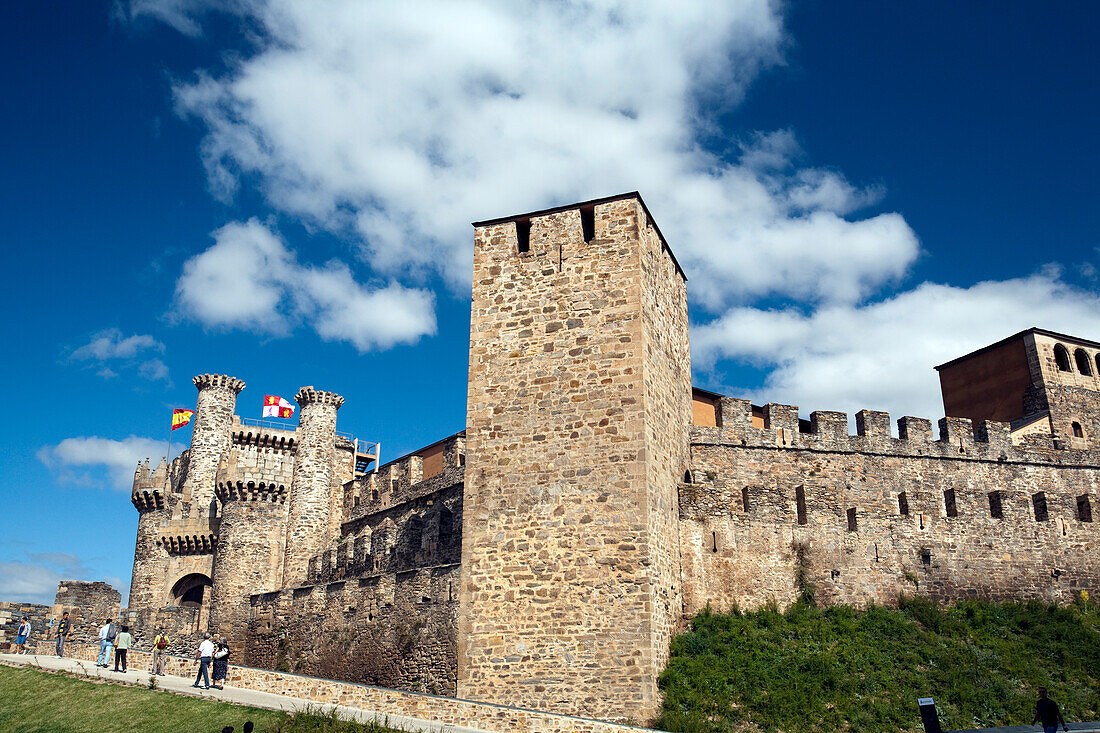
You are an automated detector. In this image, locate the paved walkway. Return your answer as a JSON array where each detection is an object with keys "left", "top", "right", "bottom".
[{"left": 0, "top": 652, "right": 484, "bottom": 733}]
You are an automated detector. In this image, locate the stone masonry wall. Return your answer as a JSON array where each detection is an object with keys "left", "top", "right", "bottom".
[
  {"left": 52, "top": 581, "right": 121, "bottom": 644},
  {"left": 0, "top": 602, "right": 50, "bottom": 649},
  {"left": 458, "top": 195, "right": 690, "bottom": 722},
  {"left": 636, "top": 203, "right": 691, "bottom": 701},
  {"left": 681, "top": 398, "right": 1100, "bottom": 614}
]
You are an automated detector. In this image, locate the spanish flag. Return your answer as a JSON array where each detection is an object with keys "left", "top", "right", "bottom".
[
  {"left": 171, "top": 409, "right": 195, "bottom": 431},
  {"left": 263, "top": 395, "right": 295, "bottom": 419}
]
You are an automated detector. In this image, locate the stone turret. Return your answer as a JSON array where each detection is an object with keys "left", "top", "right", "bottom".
[
  {"left": 181, "top": 374, "right": 245, "bottom": 518},
  {"left": 128, "top": 457, "right": 170, "bottom": 621},
  {"left": 281, "top": 387, "right": 344, "bottom": 586}
]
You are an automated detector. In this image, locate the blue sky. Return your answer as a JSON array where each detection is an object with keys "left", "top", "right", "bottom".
[{"left": 1, "top": 1, "right": 1097, "bottom": 606}]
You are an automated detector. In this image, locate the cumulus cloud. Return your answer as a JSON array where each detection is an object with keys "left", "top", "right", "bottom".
[
  {"left": 69, "top": 329, "right": 169, "bottom": 382},
  {"left": 38, "top": 436, "right": 170, "bottom": 491},
  {"left": 126, "top": 0, "right": 916, "bottom": 310},
  {"left": 693, "top": 269, "right": 1100, "bottom": 424},
  {"left": 174, "top": 219, "right": 436, "bottom": 350}
]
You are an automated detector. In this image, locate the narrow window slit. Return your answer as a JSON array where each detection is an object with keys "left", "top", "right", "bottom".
[
  {"left": 1032, "top": 491, "right": 1049, "bottom": 522},
  {"left": 898, "top": 492, "right": 909, "bottom": 516},
  {"left": 515, "top": 219, "right": 531, "bottom": 253},
  {"left": 1077, "top": 494, "right": 1093, "bottom": 523},
  {"left": 944, "top": 489, "right": 958, "bottom": 518},
  {"left": 846, "top": 507, "right": 857, "bottom": 532},
  {"left": 579, "top": 206, "right": 595, "bottom": 243},
  {"left": 795, "top": 485, "right": 807, "bottom": 525},
  {"left": 988, "top": 491, "right": 1003, "bottom": 519}
]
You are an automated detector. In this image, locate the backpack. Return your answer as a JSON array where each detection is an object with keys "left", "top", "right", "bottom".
[
  {"left": 106, "top": 624, "right": 118, "bottom": 642},
  {"left": 156, "top": 636, "right": 168, "bottom": 650}
]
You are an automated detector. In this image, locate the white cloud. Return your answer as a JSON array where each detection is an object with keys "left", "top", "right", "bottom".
[
  {"left": 69, "top": 329, "right": 169, "bottom": 382},
  {"left": 174, "top": 219, "right": 437, "bottom": 350},
  {"left": 693, "top": 269, "right": 1100, "bottom": 424},
  {"left": 38, "top": 436, "right": 169, "bottom": 491},
  {"left": 129, "top": 0, "right": 916, "bottom": 310},
  {"left": 71, "top": 329, "right": 162, "bottom": 361},
  {"left": 0, "top": 554, "right": 125, "bottom": 605}
]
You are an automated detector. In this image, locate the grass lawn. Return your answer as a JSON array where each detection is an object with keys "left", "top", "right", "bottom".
[
  {"left": 656, "top": 595, "right": 1100, "bottom": 733},
  {"left": 0, "top": 664, "right": 406, "bottom": 733}
]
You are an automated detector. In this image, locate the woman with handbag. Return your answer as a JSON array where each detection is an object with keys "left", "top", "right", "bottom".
[{"left": 211, "top": 635, "right": 230, "bottom": 690}]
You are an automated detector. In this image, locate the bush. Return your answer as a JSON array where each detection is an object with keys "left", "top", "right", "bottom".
[{"left": 656, "top": 596, "right": 1100, "bottom": 733}]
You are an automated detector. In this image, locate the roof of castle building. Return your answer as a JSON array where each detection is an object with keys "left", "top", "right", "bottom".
[{"left": 934, "top": 327, "right": 1100, "bottom": 371}]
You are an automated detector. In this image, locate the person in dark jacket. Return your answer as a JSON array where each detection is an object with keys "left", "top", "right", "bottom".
[
  {"left": 1032, "top": 688, "right": 1069, "bottom": 733},
  {"left": 55, "top": 612, "right": 71, "bottom": 658}
]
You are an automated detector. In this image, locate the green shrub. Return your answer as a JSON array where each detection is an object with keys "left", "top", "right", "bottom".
[{"left": 656, "top": 596, "right": 1100, "bottom": 733}]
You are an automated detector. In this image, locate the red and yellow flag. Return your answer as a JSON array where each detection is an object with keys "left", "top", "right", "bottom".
[
  {"left": 263, "top": 395, "right": 295, "bottom": 419},
  {"left": 171, "top": 409, "right": 195, "bottom": 431}
]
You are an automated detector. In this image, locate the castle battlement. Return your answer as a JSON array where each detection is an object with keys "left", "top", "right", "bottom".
[{"left": 193, "top": 373, "right": 246, "bottom": 393}]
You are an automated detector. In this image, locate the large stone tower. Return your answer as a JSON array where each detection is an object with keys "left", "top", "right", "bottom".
[
  {"left": 282, "top": 387, "right": 344, "bottom": 586},
  {"left": 182, "top": 374, "right": 246, "bottom": 517},
  {"left": 457, "top": 193, "right": 692, "bottom": 721}
]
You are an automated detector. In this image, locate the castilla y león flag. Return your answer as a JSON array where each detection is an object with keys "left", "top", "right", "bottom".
[
  {"left": 171, "top": 409, "right": 195, "bottom": 431},
  {"left": 263, "top": 395, "right": 295, "bottom": 419}
]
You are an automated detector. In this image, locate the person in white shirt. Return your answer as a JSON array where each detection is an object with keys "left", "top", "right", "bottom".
[
  {"left": 192, "top": 632, "right": 215, "bottom": 689},
  {"left": 96, "top": 619, "right": 116, "bottom": 668}
]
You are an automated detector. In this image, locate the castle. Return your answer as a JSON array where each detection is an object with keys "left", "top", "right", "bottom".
[{"left": 125, "top": 193, "right": 1100, "bottom": 723}]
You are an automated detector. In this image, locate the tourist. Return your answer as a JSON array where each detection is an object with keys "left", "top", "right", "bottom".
[
  {"left": 1032, "top": 688, "right": 1069, "bottom": 733},
  {"left": 212, "top": 635, "right": 230, "bottom": 690},
  {"left": 96, "top": 618, "right": 116, "bottom": 667},
  {"left": 113, "top": 625, "right": 133, "bottom": 673},
  {"left": 192, "top": 632, "right": 214, "bottom": 689},
  {"left": 152, "top": 629, "right": 171, "bottom": 675},
  {"left": 15, "top": 616, "right": 31, "bottom": 655},
  {"left": 55, "top": 612, "right": 71, "bottom": 658}
]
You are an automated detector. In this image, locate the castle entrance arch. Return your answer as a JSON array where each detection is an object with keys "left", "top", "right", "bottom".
[{"left": 169, "top": 573, "right": 212, "bottom": 633}]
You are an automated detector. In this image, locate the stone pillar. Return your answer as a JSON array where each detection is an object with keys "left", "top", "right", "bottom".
[
  {"left": 181, "top": 374, "right": 245, "bottom": 518},
  {"left": 281, "top": 387, "right": 343, "bottom": 586},
  {"left": 209, "top": 482, "right": 289, "bottom": 656},
  {"left": 457, "top": 195, "right": 691, "bottom": 721}
]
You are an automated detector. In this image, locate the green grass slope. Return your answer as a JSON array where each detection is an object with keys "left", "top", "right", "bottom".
[
  {"left": 0, "top": 664, "right": 405, "bottom": 733},
  {"left": 656, "top": 595, "right": 1100, "bottom": 733}
]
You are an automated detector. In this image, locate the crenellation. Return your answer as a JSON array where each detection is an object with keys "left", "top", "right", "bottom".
[
  {"left": 856, "top": 409, "right": 891, "bottom": 437},
  {"left": 898, "top": 415, "right": 933, "bottom": 442},
  {"left": 938, "top": 416, "right": 975, "bottom": 448},
  {"left": 810, "top": 410, "right": 848, "bottom": 441}
]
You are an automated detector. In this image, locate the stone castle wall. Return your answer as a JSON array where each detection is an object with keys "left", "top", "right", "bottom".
[
  {"left": 680, "top": 397, "right": 1100, "bottom": 614},
  {"left": 52, "top": 581, "right": 121, "bottom": 644},
  {"left": 245, "top": 438, "right": 465, "bottom": 694},
  {"left": 0, "top": 602, "right": 50, "bottom": 648}
]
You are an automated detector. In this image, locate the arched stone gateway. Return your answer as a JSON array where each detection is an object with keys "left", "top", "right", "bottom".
[{"left": 169, "top": 573, "right": 212, "bottom": 634}]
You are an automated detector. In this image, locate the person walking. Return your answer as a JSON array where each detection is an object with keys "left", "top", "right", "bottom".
[
  {"left": 55, "top": 612, "right": 71, "bottom": 658},
  {"left": 1032, "top": 688, "right": 1069, "bottom": 733},
  {"left": 96, "top": 618, "right": 117, "bottom": 668},
  {"left": 152, "top": 629, "right": 171, "bottom": 675},
  {"left": 113, "top": 625, "right": 133, "bottom": 673},
  {"left": 15, "top": 617, "right": 31, "bottom": 655},
  {"left": 192, "top": 632, "right": 214, "bottom": 689},
  {"left": 211, "top": 635, "right": 230, "bottom": 690}
]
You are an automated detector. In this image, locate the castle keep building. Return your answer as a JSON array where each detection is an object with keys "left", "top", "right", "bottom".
[{"left": 128, "top": 193, "right": 1100, "bottom": 723}]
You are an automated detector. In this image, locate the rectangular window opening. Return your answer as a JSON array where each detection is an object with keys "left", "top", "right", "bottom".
[
  {"left": 846, "top": 507, "right": 858, "bottom": 532},
  {"left": 795, "top": 485, "right": 807, "bottom": 525},
  {"left": 742, "top": 486, "right": 750, "bottom": 512},
  {"left": 515, "top": 219, "right": 531, "bottom": 253},
  {"left": 579, "top": 206, "right": 595, "bottom": 243},
  {"left": 944, "top": 489, "right": 958, "bottom": 518},
  {"left": 920, "top": 548, "right": 932, "bottom": 565},
  {"left": 1077, "top": 494, "right": 1093, "bottom": 523},
  {"left": 988, "top": 491, "right": 1003, "bottom": 519},
  {"left": 1032, "top": 491, "right": 1049, "bottom": 522},
  {"left": 898, "top": 492, "right": 909, "bottom": 516}
]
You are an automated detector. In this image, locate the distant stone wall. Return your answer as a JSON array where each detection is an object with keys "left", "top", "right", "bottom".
[
  {"left": 0, "top": 602, "right": 50, "bottom": 648},
  {"left": 48, "top": 642, "right": 659, "bottom": 733},
  {"left": 52, "top": 581, "right": 121, "bottom": 644},
  {"left": 681, "top": 399, "right": 1100, "bottom": 614}
]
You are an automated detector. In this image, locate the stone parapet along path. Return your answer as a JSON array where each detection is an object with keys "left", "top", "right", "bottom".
[{"left": 1, "top": 645, "right": 662, "bottom": 733}]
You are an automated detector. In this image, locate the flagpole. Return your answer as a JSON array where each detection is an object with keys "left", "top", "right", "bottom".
[{"left": 165, "top": 423, "right": 173, "bottom": 491}]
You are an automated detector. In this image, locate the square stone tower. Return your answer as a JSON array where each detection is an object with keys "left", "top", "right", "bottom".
[{"left": 457, "top": 193, "right": 692, "bottom": 721}]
